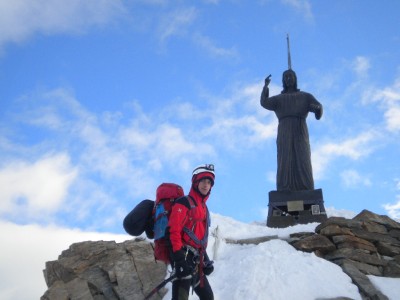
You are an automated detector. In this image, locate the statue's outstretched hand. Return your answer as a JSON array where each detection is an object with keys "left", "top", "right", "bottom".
[
  {"left": 264, "top": 74, "right": 271, "bottom": 87},
  {"left": 315, "top": 106, "right": 323, "bottom": 120},
  {"left": 310, "top": 103, "right": 323, "bottom": 120}
]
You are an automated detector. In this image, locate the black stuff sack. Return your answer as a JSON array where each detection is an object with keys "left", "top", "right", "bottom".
[{"left": 123, "top": 199, "right": 154, "bottom": 238}]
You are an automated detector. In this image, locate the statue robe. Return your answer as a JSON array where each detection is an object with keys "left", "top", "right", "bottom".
[{"left": 261, "top": 88, "right": 321, "bottom": 191}]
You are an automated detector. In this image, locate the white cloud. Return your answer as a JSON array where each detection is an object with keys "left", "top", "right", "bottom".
[
  {"left": 193, "top": 33, "right": 239, "bottom": 59},
  {"left": 266, "top": 171, "right": 276, "bottom": 185},
  {"left": 119, "top": 120, "right": 217, "bottom": 167},
  {"left": 312, "top": 130, "right": 378, "bottom": 179},
  {"left": 281, "top": 0, "right": 313, "bottom": 21},
  {"left": 123, "top": 81, "right": 277, "bottom": 156},
  {"left": 316, "top": 131, "right": 376, "bottom": 159},
  {"left": 382, "top": 179, "right": 400, "bottom": 220},
  {"left": 0, "top": 0, "right": 127, "bottom": 49},
  {"left": 362, "top": 76, "right": 400, "bottom": 132},
  {"left": 325, "top": 206, "right": 357, "bottom": 219},
  {"left": 1, "top": 87, "right": 222, "bottom": 226},
  {"left": 158, "top": 7, "right": 198, "bottom": 42},
  {"left": 379, "top": 78, "right": 400, "bottom": 132},
  {"left": 351, "top": 56, "right": 371, "bottom": 78},
  {"left": 195, "top": 81, "right": 278, "bottom": 150},
  {"left": 20, "top": 88, "right": 134, "bottom": 179},
  {"left": 153, "top": 124, "right": 214, "bottom": 159},
  {"left": 383, "top": 198, "right": 400, "bottom": 221},
  {"left": 340, "top": 169, "right": 372, "bottom": 188},
  {"left": 0, "top": 153, "right": 77, "bottom": 218},
  {"left": 0, "top": 71, "right": 392, "bottom": 228},
  {"left": 384, "top": 106, "right": 400, "bottom": 132},
  {"left": 206, "top": 115, "right": 276, "bottom": 150},
  {"left": 0, "top": 220, "right": 129, "bottom": 300}
]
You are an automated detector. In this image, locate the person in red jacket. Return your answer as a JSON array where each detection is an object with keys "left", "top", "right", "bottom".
[{"left": 167, "top": 164, "right": 215, "bottom": 300}]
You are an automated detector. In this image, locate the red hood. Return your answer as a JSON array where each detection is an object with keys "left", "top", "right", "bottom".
[{"left": 189, "top": 186, "right": 210, "bottom": 204}]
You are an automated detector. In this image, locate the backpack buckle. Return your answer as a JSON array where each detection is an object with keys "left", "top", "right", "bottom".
[{"left": 183, "top": 245, "right": 200, "bottom": 264}]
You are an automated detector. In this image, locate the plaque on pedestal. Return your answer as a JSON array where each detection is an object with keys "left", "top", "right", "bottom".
[{"left": 266, "top": 189, "right": 327, "bottom": 228}]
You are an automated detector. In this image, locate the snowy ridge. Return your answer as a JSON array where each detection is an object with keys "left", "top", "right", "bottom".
[{"left": 161, "top": 212, "right": 400, "bottom": 300}]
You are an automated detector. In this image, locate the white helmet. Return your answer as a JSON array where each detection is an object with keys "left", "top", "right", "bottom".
[
  {"left": 192, "top": 164, "right": 215, "bottom": 176},
  {"left": 192, "top": 164, "right": 215, "bottom": 186}
]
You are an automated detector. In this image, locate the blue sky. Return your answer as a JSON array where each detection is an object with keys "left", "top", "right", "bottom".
[{"left": 1, "top": 0, "right": 400, "bottom": 236}]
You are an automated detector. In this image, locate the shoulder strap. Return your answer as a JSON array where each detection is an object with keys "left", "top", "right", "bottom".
[
  {"left": 175, "top": 195, "right": 196, "bottom": 210},
  {"left": 182, "top": 198, "right": 210, "bottom": 248},
  {"left": 186, "top": 195, "right": 196, "bottom": 209}
]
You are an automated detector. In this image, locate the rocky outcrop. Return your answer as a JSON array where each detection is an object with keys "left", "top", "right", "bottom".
[
  {"left": 41, "top": 238, "right": 167, "bottom": 300},
  {"left": 290, "top": 210, "right": 400, "bottom": 300},
  {"left": 41, "top": 210, "right": 399, "bottom": 300}
]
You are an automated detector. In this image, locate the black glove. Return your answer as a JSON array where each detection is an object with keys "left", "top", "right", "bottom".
[
  {"left": 203, "top": 262, "right": 214, "bottom": 276},
  {"left": 203, "top": 252, "right": 214, "bottom": 276},
  {"left": 172, "top": 249, "right": 194, "bottom": 279}
]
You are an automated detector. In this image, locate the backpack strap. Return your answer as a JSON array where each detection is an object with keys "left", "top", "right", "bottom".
[
  {"left": 182, "top": 195, "right": 210, "bottom": 248},
  {"left": 174, "top": 195, "right": 210, "bottom": 248},
  {"left": 174, "top": 195, "right": 195, "bottom": 210},
  {"left": 186, "top": 195, "right": 197, "bottom": 209},
  {"left": 183, "top": 210, "right": 209, "bottom": 247}
]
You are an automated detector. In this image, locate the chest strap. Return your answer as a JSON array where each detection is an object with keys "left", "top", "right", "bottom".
[{"left": 182, "top": 196, "right": 210, "bottom": 248}]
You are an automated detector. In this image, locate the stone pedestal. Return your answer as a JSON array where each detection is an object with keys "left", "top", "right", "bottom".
[{"left": 266, "top": 188, "right": 327, "bottom": 228}]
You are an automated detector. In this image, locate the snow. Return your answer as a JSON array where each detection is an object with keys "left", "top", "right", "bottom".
[
  {"left": 2, "top": 210, "right": 399, "bottom": 299},
  {"left": 368, "top": 276, "right": 400, "bottom": 300},
  {"left": 161, "top": 213, "right": 400, "bottom": 300}
]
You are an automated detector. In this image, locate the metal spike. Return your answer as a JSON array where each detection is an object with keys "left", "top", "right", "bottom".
[{"left": 287, "top": 34, "right": 292, "bottom": 70}]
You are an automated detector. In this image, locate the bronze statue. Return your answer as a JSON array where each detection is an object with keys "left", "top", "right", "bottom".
[{"left": 260, "top": 69, "right": 323, "bottom": 192}]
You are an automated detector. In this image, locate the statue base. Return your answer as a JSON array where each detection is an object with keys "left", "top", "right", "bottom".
[{"left": 266, "top": 188, "right": 327, "bottom": 228}]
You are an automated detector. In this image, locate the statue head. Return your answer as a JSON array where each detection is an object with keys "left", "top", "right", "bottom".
[{"left": 281, "top": 69, "right": 299, "bottom": 93}]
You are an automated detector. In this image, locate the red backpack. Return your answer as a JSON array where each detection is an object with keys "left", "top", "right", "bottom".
[
  {"left": 124, "top": 183, "right": 203, "bottom": 264},
  {"left": 153, "top": 183, "right": 185, "bottom": 263}
]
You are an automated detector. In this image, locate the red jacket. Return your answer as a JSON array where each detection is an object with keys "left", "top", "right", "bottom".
[{"left": 168, "top": 188, "right": 209, "bottom": 253}]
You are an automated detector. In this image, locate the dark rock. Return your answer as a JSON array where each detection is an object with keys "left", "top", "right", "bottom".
[
  {"left": 340, "top": 260, "right": 389, "bottom": 300},
  {"left": 41, "top": 239, "right": 167, "bottom": 300},
  {"left": 316, "top": 217, "right": 363, "bottom": 233},
  {"left": 334, "top": 258, "right": 382, "bottom": 276},
  {"left": 376, "top": 241, "right": 400, "bottom": 257},
  {"left": 394, "top": 255, "right": 400, "bottom": 264},
  {"left": 353, "top": 210, "right": 400, "bottom": 230},
  {"left": 319, "top": 224, "right": 354, "bottom": 237},
  {"left": 293, "top": 210, "right": 400, "bottom": 299},
  {"left": 43, "top": 261, "right": 76, "bottom": 288},
  {"left": 388, "top": 229, "right": 400, "bottom": 240},
  {"left": 291, "top": 234, "right": 336, "bottom": 254},
  {"left": 332, "top": 235, "right": 377, "bottom": 253},
  {"left": 324, "top": 248, "right": 387, "bottom": 267},
  {"left": 42, "top": 209, "right": 400, "bottom": 300},
  {"left": 315, "top": 297, "right": 353, "bottom": 300},
  {"left": 382, "top": 260, "right": 400, "bottom": 278},
  {"left": 351, "top": 228, "right": 400, "bottom": 246},
  {"left": 315, "top": 298, "right": 355, "bottom": 300},
  {"left": 362, "top": 221, "right": 388, "bottom": 234},
  {"left": 289, "top": 231, "right": 316, "bottom": 239},
  {"left": 287, "top": 232, "right": 316, "bottom": 243}
]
